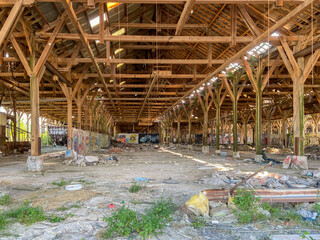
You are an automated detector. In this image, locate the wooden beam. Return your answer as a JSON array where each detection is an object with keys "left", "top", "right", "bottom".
[
  {"left": 10, "top": 36, "right": 32, "bottom": 76},
  {"left": 136, "top": 74, "right": 158, "bottom": 121},
  {"left": 61, "top": 0, "right": 117, "bottom": 112},
  {"left": 33, "top": 13, "right": 67, "bottom": 76},
  {"left": 160, "top": 0, "right": 316, "bottom": 118},
  {"left": 231, "top": 4, "right": 237, "bottom": 46},
  {"left": 34, "top": 32, "right": 257, "bottom": 43},
  {"left": 0, "top": 0, "right": 24, "bottom": 51},
  {"left": 237, "top": 5, "right": 261, "bottom": 36},
  {"left": 175, "top": 0, "right": 196, "bottom": 35}
]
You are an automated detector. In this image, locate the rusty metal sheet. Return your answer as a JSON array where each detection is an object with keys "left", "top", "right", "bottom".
[{"left": 202, "top": 188, "right": 320, "bottom": 203}]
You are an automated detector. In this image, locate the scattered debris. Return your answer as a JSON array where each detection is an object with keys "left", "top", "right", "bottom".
[{"left": 65, "top": 184, "right": 82, "bottom": 191}]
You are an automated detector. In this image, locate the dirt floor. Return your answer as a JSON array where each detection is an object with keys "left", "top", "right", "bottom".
[{"left": 1, "top": 144, "right": 320, "bottom": 239}]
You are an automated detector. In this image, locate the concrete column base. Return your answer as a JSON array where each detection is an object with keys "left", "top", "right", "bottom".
[
  {"left": 188, "top": 144, "right": 193, "bottom": 150},
  {"left": 233, "top": 152, "right": 240, "bottom": 158},
  {"left": 215, "top": 150, "right": 221, "bottom": 154},
  {"left": 202, "top": 145, "right": 209, "bottom": 154},
  {"left": 26, "top": 156, "right": 43, "bottom": 171},
  {"left": 292, "top": 155, "right": 308, "bottom": 170},
  {"left": 254, "top": 155, "right": 264, "bottom": 163}
]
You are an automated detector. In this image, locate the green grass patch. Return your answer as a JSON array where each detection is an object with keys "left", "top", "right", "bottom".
[
  {"left": 52, "top": 179, "right": 70, "bottom": 187},
  {"left": 191, "top": 217, "right": 206, "bottom": 229},
  {"left": 57, "top": 204, "right": 81, "bottom": 211},
  {"left": 102, "top": 198, "right": 176, "bottom": 239},
  {"left": 0, "top": 195, "right": 12, "bottom": 206},
  {"left": 47, "top": 215, "right": 65, "bottom": 223},
  {"left": 129, "top": 183, "right": 144, "bottom": 193}
]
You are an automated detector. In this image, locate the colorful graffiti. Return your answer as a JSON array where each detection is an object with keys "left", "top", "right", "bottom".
[
  {"left": 72, "top": 128, "right": 110, "bottom": 155},
  {"left": 115, "top": 134, "right": 139, "bottom": 144},
  {"left": 138, "top": 134, "right": 159, "bottom": 144}
]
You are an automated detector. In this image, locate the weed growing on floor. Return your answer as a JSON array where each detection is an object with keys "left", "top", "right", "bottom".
[
  {"left": 4, "top": 202, "right": 46, "bottom": 225},
  {"left": 0, "top": 195, "right": 12, "bottom": 206},
  {"left": 102, "top": 198, "right": 176, "bottom": 239},
  {"left": 57, "top": 204, "right": 81, "bottom": 211},
  {"left": 47, "top": 215, "right": 65, "bottom": 223},
  {"left": 233, "top": 188, "right": 262, "bottom": 223},
  {"left": 52, "top": 179, "right": 70, "bottom": 187},
  {"left": 129, "top": 182, "right": 144, "bottom": 193},
  {"left": 103, "top": 205, "right": 139, "bottom": 238},
  {"left": 0, "top": 201, "right": 69, "bottom": 229},
  {"left": 191, "top": 217, "right": 206, "bottom": 229},
  {"left": 298, "top": 231, "right": 316, "bottom": 240}
]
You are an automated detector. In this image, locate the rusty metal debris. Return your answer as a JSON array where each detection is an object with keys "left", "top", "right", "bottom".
[{"left": 202, "top": 188, "right": 320, "bottom": 203}]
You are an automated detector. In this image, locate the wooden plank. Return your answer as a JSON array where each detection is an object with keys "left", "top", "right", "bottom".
[
  {"left": 10, "top": 36, "right": 32, "bottom": 76},
  {"left": 279, "top": 37, "right": 301, "bottom": 79},
  {"left": 33, "top": 13, "right": 67, "bottom": 76},
  {"left": 302, "top": 49, "right": 320, "bottom": 84},
  {"left": 237, "top": 5, "right": 261, "bottom": 36},
  {"left": 175, "top": 0, "right": 196, "bottom": 35},
  {"left": 136, "top": 74, "right": 158, "bottom": 121},
  {"left": 66, "top": 42, "right": 81, "bottom": 71},
  {"left": 222, "top": 77, "right": 235, "bottom": 102},
  {"left": 61, "top": 0, "right": 117, "bottom": 112},
  {"left": 241, "top": 57, "right": 257, "bottom": 92},
  {"left": 0, "top": 0, "right": 24, "bottom": 51},
  {"left": 231, "top": 4, "right": 237, "bottom": 46},
  {"left": 99, "top": 2, "right": 104, "bottom": 43}
]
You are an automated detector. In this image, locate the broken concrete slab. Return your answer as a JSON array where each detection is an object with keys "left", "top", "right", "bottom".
[{"left": 270, "top": 235, "right": 320, "bottom": 240}]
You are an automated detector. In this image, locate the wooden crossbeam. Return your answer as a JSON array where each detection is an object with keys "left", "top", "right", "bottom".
[
  {"left": 0, "top": 0, "right": 24, "bottom": 51},
  {"left": 61, "top": 0, "right": 117, "bottom": 112},
  {"left": 136, "top": 74, "right": 158, "bottom": 121},
  {"left": 175, "top": 0, "right": 196, "bottom": 35}
]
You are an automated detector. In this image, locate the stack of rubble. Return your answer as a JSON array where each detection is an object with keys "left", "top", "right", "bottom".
[
  {"left": 200, "top": 170, "right": 318, "bottom": 189},
  {"left": 63, "top": 150, "right": 118, "bottom": 167}
]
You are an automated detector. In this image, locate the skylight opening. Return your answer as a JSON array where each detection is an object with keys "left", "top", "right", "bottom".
[
  {"left": 117, "top": 63, "right": 124, "bottom": 68},
  {"left": 246, "top": 42, "right": 271, "bottom": 57},
  {"left": 271, "top": 32, "right": 280, "bottom": 37},
  {"left": 114, "top": 48, "right": 124, "bottom": 55},
  {"left": 90, "top": 14, "right": 106, "bottom": 27},
  {"left": 112, "top": 28, "right": 126, "bottom": 36}
]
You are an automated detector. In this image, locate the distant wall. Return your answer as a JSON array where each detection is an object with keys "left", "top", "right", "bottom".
[
  {"left": 115, "top": 133, "right": 159, "bottom": 144},
  {"left": 72, "top": 128, "right": 110, "bottom": 155},
  {"left": 115, "top": 133, "right": 139, "bottom": 144}
]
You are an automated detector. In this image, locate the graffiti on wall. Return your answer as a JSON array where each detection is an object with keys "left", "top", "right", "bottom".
[
  {"left": 138, "top": 134, "right": 159, "bottom": 144},
  {"left": 115, "top": 134, "right": 139, "bottom": 144},
  {"left": 72, "top": 128, "right": 110, "bottom": 155}
]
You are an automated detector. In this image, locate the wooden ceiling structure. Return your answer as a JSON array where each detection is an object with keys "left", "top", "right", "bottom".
[{"left": 0, "top": 0, "right": 320, "bottom": 153}]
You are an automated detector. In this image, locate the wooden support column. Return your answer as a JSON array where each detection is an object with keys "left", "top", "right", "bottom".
[
  {"left": 222, "top": 72, "right": 246, "bottom": 157},
  {"left": 242, "top": 56, "right": 278, "bottom": 157},
  {"left": 278, "top": 36, "right": 320, "bottom": 155},
  {"left": 281, "top": 110, "right": 291, "bottom": 148},
  {"left": 12, "top": 93, "right": 17, "bottom": 149},
  {"left": 197, "top": 90, "right": 213, "bottom": 152},
  {"left": 265, "top": 107, "right": 276, "bottom": 147},
  {"left": 209, "top": 82, "right": 226, "bottom": 152},
  {"left": 182, "top": 101, "right": 195, "bottom": 146}
]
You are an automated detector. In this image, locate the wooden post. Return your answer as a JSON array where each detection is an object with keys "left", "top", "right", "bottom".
[
  {"left": 12, "top": 94, "right": 17, "bottom": 149},
  {"left": 232, "top": 81, "right": 238, "bottom": 154},
  {"left": 66, "top": 96, "right": 72, "bottom": 150},
  {"left": 255, "top": 86, "right": 262, "bottom": 155}
]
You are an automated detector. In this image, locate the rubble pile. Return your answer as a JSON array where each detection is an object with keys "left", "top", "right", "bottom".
[
  {"left": 200, "top": 170, "right": 319, "bottom": 189},
  {"left": 237, "top": 145, "right": 253, "bottom": 151},
  {"left": 63, "top": 150, "right": 118, "bottom": 166}
]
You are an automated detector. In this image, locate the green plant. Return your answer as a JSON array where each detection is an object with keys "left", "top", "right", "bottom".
[
  {"left": 52, "top": 179, "right": 70, "bottom": 187},
  {"left": 103, "top": 205, "right": 139, "bottom": 238},
  {"left": 312, "top": 203, "right": 320, "bottom": 214},
  {"left": 0, "top": 194, "right": 12, "bottom": 206},
  {"left": 47, "top": 215, "right": 64, "bottom": 223},
  {"left": 57, "top": 204, "right": 81, "bottom": 211},
  {"left": 137, "top": 198, "right": 176, "bottom": 238},
  {"left": 233, "top": 188, "right": 262, "bottom": 224},
  {"left": 5, "top": 202, "right": 46, "bottom": 225},
  {"left": 129, "top": 183, "right": 143, "bottom": 193},
  {"left": 233, "top": 188, "right": 260, "bottom": 211},
  {"left": 191, "top": 217, "right": 206, "bottom": 229},
  {"left": 298, "top": 231, "right": 316, "bottom": 240},
  {"left": 0, "top": 214, "right": 6, "bottom": 230},
  {"left": 102, "top": 198, "right": 176, "bottom": 239}
]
